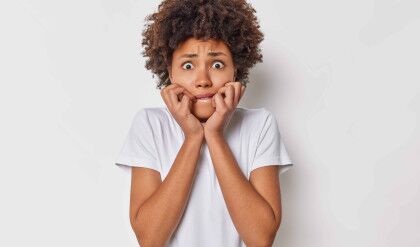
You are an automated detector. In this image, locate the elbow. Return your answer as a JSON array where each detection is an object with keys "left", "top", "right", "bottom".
[
  {"left": 131, "top": 221, "right": 148, "bottom": 246},
  {"left": 244, "top": 216, "right": 282, "bottom": 247},
  {"left": 247, "top": 239, "right": 274, "bottom": 247},
  {"left": 254, "top": 218, "right": 281, "bottom": 247},
  {"left": 263, "top": 216, "right": 282, "bottom": 246},
  {"left": 252, "top": 234, "right": 277, "bottom": 247},
  {"left": 131, "top": 220, "right": 165, "bottom": 247},
  {"left": 245, "top": 230, "right": 278, "bottom": 247},
  {"left": 257, "top": 235, "right": 276, "bottom": 247}
]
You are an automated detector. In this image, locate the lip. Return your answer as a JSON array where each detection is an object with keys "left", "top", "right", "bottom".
[{"left": 195, "top": 93, "right": 215, "bottom": 99}]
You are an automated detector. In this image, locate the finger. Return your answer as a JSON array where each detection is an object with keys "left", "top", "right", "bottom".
[
  {"left": 161, "top": 83, "right": 178, "bottom": 108},
  {"left": 161, "top": 82, "right": 174, "bottom": 90},
  {"left": 232, "top": 82, "right": 241, "bottom": 105},
  {"left": 214, "top": 92, "right": 227, "bottom": 111},
  {"left": 221, "top": 85, "right": 234, "bottom": 107},
  {"left": 168, "top": 86, "right": 183, "bottom": 101},
  {"left": 168, "top": 86, "right": 185, "bottom": 108},
  {"left": 179, "top": 94, "right": 191, "bottom": 113},
  {"left": 227, "top": 85, "right": 235, "bottom": 107},
  {"left": 181, "top": 89, "right": 197, "bottom": 102},
  {"left": 217, "top": 84, "right": 228, "bottom": 98},
  {"left": 169, "top": 85, "right": 196, "bottom": 102},
  {"left": 226, "top": 82, "right": 241, "bottom": 105},
  {"left": 217, "top": 86, "right": 226, "bottom": 104},
  {"left": 161, "top": 83, "right": 177, "bottom": 94}
]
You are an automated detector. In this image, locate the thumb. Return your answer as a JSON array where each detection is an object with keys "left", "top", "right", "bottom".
[{"left": 187, "top": 95, "right": 193, "bottom": 110}]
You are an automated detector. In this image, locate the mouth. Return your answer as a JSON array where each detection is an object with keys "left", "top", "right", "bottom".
[
  {"left": 195, "top": 93, "right": 215, "bottom": 100},
  {"left": 196, "top": 97, "right": 212, "bottom": 101}
]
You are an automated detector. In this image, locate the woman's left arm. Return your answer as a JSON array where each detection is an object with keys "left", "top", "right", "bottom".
[
  {"left": 203, "top": 82, "right": 281, "bottom": 247},
  {"left": 205, "top": 132, "right": 281, "bottom": 247}
]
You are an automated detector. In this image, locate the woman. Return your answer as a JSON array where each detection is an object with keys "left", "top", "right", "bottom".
[{"left": 115, "top": 0, "right": 293, "bottom": 246}]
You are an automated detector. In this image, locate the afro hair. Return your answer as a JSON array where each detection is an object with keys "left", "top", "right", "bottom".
[{"left": 141, "top": 0, "right": 265, "bottom": 89}]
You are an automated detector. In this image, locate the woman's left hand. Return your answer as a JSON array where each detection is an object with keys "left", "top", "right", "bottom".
[{"left": 203, "top": 81, "right": 246, "bottom": 137}]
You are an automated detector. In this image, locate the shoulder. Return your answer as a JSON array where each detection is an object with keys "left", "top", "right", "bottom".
[
  {"left": 133, "top": 107, "right": 174, "bottom": 129},
  {"left": 134, "top": 106, "right": 169, "bottom": 120},
  {"left": 233, "top": 108, "right": 281, "bottom": 141},
  {"left": 235, "top": 107, "right": 273, "bottom": 125}
]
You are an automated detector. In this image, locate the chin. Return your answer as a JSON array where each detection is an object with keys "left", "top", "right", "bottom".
[{"left": 192, "top": 101, "right": 214, "bottom": 122}]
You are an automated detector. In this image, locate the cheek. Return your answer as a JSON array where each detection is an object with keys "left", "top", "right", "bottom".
[
  {"left": 209, "top": 70, "right": 235, "bottom": 84},
  {"left": 170, "top": 71, "right": 193, "bottom": 86}
]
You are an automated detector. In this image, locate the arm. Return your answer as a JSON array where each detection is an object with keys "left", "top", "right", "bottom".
[
  {"left": 205, "top": 132, "right": 281, "bottom": 247},
  {"left": 130, "top": 134, "right": 204, "bottom": 247}
]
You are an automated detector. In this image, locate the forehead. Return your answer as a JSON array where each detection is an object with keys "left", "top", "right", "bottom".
[{"left": 174, "top": 37, "right": 230, "bottom": 55}]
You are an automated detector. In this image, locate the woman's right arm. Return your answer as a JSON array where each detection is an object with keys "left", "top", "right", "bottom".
[
  {"left": 129, "top": 133, "right": 204, "bottom": 247},
  {"left": 129, "top": 83, "right": 203, "bottom": 246}
]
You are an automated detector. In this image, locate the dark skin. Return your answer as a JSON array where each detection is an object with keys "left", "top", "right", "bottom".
[
  {"left": 163, "top": 37, "right": 283, "bottom": 246},
  {"left": 165, "top": 37, "right": 245, "bottom": 136}
]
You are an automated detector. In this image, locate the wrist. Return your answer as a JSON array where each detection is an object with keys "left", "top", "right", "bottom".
[
  {"left": 204, "top": 130, "right": 223, "bottom": 140},
  {"left": 185, "top": 132, "right": 205, "bottom": 142}
]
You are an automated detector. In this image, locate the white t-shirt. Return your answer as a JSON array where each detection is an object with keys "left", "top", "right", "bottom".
[{"left": 115, "top": 106, "right": 293, "bottom": 247}]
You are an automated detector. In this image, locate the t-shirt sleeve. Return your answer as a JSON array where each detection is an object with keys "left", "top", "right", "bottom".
[
  {"left": 114, "top": 108, "right": 160, "bottom": 174},
  {"left": 250, "top": 110, "right": 293, "bottom": 176}
]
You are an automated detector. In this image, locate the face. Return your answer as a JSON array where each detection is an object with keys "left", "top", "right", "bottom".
[{"left": 168, "top": 37, "right": 236, "bottom": 122}]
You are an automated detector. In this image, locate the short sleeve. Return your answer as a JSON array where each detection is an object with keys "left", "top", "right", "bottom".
[
  {"left": 250, "top": 110, "right": 293, "bottom": 177},
  {"left": 114, "top": 108, "right": 160, "bottom": 174}
]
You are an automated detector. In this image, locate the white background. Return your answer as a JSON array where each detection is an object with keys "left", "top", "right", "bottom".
[{"left": 1, "top": 0, "right": 419, "bottom": 246}]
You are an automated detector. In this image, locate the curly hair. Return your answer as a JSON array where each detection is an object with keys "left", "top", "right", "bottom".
[{"left": 141, "top": 0, "right": 264, "bottom": 89}]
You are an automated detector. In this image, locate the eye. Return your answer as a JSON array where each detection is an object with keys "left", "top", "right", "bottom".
[
  {"left": 182, "top": 62, "right": 194, "bottom": 70},
  {"left": 212, "top": 61, "right": 225, "bottom": 69}
]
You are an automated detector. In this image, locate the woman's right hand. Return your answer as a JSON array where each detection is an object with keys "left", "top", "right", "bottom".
[{"left": 160, "top": 83, "right": 204, "bottom": 139}]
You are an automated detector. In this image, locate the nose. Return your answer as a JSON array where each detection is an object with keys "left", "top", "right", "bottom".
[{"left": 194, "top": 67, "right": 212, "bottom": 88}]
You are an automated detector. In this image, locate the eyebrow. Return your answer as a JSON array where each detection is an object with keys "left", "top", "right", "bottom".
[{"left": 179, "top": 52, "right": 227, "bottom": 59}]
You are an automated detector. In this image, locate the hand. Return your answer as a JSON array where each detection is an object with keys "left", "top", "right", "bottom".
[
  {"left": 204, "top": 81, "right": 246, "bottom": 136},
  {"left": 160, "top": 83, "right": 204, "bottom": 139}
]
